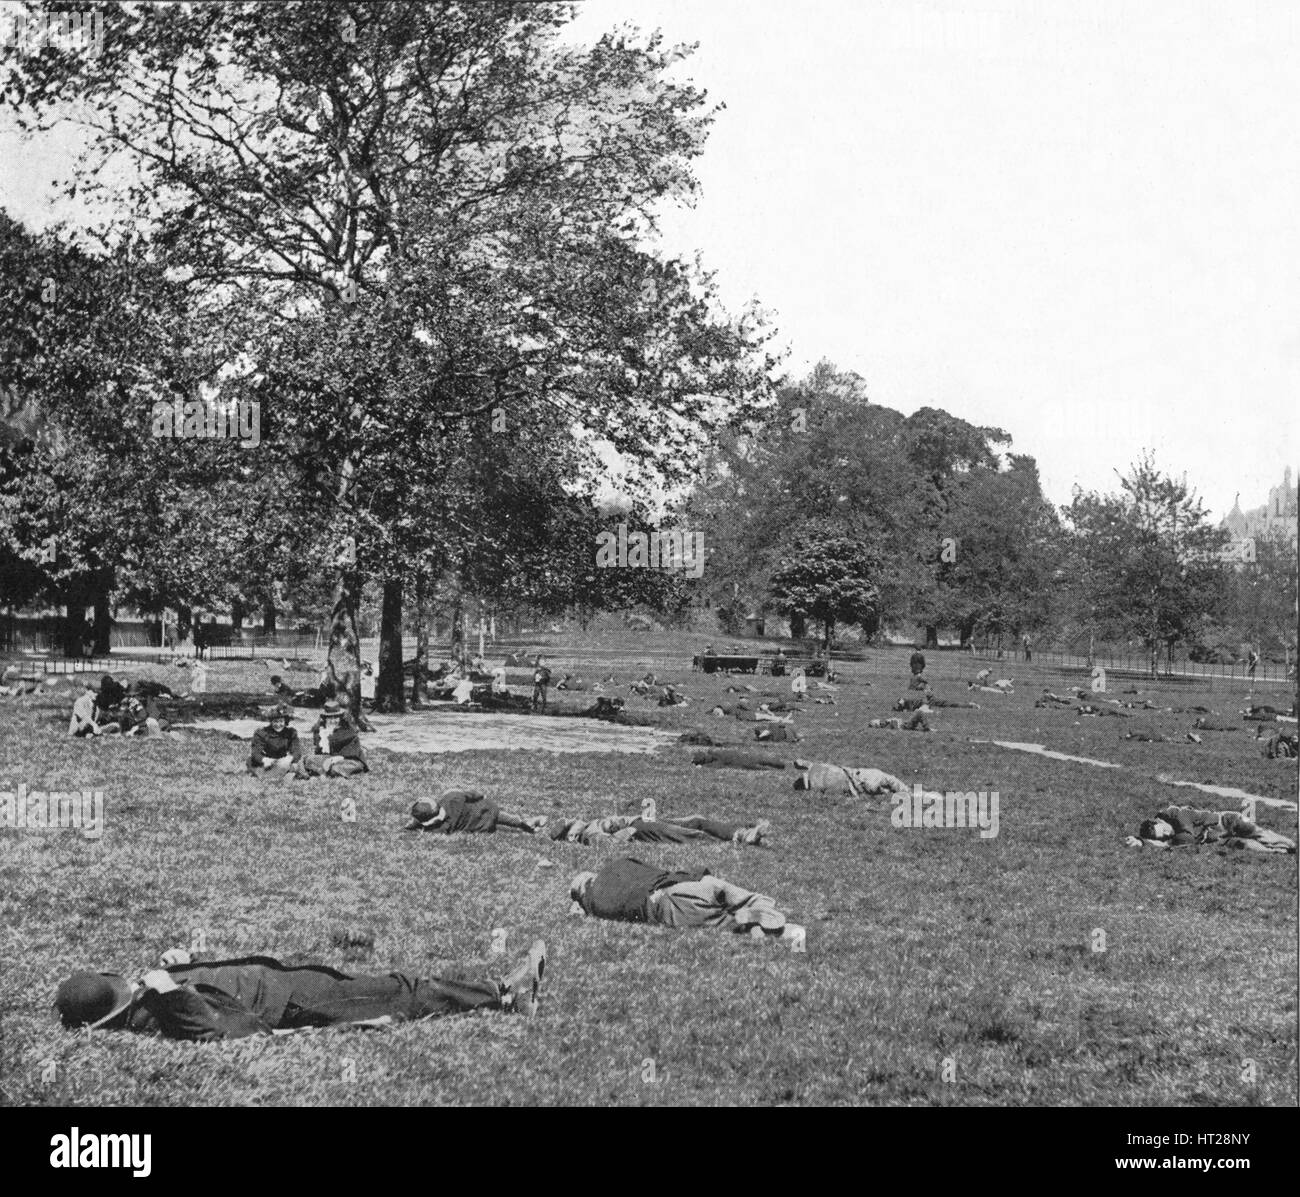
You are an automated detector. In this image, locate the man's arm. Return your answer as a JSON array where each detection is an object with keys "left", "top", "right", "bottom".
[{"left": 138, "top": 971, "right": 272, "bottom": 1041}]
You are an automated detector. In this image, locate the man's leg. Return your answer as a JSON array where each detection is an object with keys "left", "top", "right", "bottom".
[
  {"left": 649, "top": 876, "right": 785, "bottom": 930},
  {"left": 663, "top": 815, "right": 768, "bottom": 844},
  {"left": 326, "top": 759, "right": 365, "bottom": 778},
  {"left": 280, "top": 970, "right": 504, "bottom": 1026},
  {"left": 496, "top": 810, "right": 541, "bottom": 834},
  {"left": 279, "top": 942, "right": 546, "bottom": 1025}
]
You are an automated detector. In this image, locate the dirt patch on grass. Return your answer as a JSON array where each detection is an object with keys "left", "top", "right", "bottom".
[{"left": 176, "top": 709, "right": 679, "bottom": 755}]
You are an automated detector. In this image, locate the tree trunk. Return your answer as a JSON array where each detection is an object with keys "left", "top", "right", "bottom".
[
  {"left": 178, "top": 606, "right": 193, "bottom": 639},
  {"left": 823, "top": 618, "right": 834, "bottom": 652},
  {"left": 925, "top": 624, "right": 939, "bottom": 649},
  {"left": 231, "top": 596, "right": 244, "bottom": 632},
  {"left": 327, "top": 567, "right": 370, "bottom": 730},
  {"left": 451, "top": 598, "right": 465, "bottom": 665},
  {"left": 413, "top": 574, "right": 430, "bottom": 707},
  {"left": 377, "top": 576, "right": 405, "bottom": 712},
  {"left": 92, "top": 571, "right": 112, "bottom": 656},
  {"left": 262, "top": 599, "right": 277, "bottom": 635},
  {"left": 790, "top": 611, "right": 806, "bottom": 640},
  {"left": 477, "top": 598, "right": 486, "bottom": 660}
]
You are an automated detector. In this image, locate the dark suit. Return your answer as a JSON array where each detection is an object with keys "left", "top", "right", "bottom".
[{"left": 122, "top": 955, "right": 504, "bottom": 1040}]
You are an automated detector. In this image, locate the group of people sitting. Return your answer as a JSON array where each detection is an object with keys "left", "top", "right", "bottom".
[
  {"left": 68, "top": 674, "right": 177, "bottom": 738},
  {"left": 246, "top": 700, "right": 368, "bottom": 779}
]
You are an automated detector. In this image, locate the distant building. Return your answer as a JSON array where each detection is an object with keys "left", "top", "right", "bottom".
[{"left": 1219, "top": 467, "right": 1298, "bottom": 565}]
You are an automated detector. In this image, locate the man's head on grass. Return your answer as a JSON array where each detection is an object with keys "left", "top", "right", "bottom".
[
  {"left": 404, "top": 799, "right": 447, "bottom": 831},
  {"left": 569, "top": 871, "right": 596, "bottom": 903},
  {"left": 54, "top": 972, "right": 136, "bottom": 1030}
]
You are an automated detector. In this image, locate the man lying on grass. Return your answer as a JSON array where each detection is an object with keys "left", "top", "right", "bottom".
[
  {"left": 403, "top": 790, "right": 545, "bottom": 835},
  {"left": 569, "top": 858, "right": 805, "bottom": 949},
  {"left": 543, "top": 812, "right": 771, "bottom": 847},
  {"left": 1125, "top": 806, "right": 1296, "bottom": 854},
  {"left": 402, "top": 792, "right": 771, "bottom": 847},
  {"left": 792, "top": 760, "right": 909, "bottom": 796},
  {"left": 53, "top": 940, "right": 548, "bottom": 1041}
]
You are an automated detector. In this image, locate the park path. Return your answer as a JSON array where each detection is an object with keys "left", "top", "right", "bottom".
[{"left": 973, "top": 739, "right": 1297, "bottom": 812}]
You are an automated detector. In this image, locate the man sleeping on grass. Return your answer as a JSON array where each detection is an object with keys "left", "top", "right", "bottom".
[
  {"left": 791, "top": 760, "right": 909, "bottom": 797},
  {"left": 569, "top": 858, "right": 805, "bottom": 950},
  {"left": 53, "top": 940, "right": 548, "bottom": 1040},
  {"left": 401, "top": 792, "right": 770, "bottom": 847},
  {"left": 1125, "top": 805, "right": 1295, "bottom": 853}
]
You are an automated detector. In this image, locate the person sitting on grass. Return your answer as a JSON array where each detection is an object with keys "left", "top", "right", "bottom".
[
  {"left": 569, "top": 859, "right": 804, "bottom": 948},
  {"left": 97, "top": 673, "right": 128, "bottom": 714},
  {"left": 120, "top": 695, "right": 169, "bottom": 737},
  {"left": 294, "top": 700, "right": 367, "bottom": 778},
  {"left": 1125, "top": 805, "right": 1295, "bottom": 853},
  {"left": 1262, "top": 730, "right": 1298, "bottom": 759},
  {"left": 247, "top": 703, "right": 303, "bottom": 779},
  {"left": 69, "top": 681, "right": 119, "bottom": 737},
  {"left": 53, "top": 939, "right": 548, "bottom": 1040}
]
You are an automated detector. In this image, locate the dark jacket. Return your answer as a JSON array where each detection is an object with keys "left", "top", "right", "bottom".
[
  {"left": 580, "top": 858, "right": 709, "bottom": 923},
  {"left": 307, "top": 721, "right": 367, "bottom": 769},
  {"left": 248, "top": 723, "right": 303, "bottom": 767},
  {"left": 425, "top": 790, "right": 499, "bottom": 834}
]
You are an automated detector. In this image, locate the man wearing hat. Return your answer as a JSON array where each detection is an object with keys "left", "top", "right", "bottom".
[
  {"left": 54, "top": 939, "right": 548, "bottom": 1039},
  {"left": 296, "top": 700, "right": 367, "bottom": 778},
  {"left": 569, "top": 858, "right": 804, "bottom": 948},
  {"left": 246, "top": 703, "right": 303, "bottom": 779},
  {"left": 403, "top": 790, "right": 546, "bottom": 835}
]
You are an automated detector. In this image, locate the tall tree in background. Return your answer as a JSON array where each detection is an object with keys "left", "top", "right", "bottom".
[
  {"left": 769, "top": 528, "right": 882, "bottom": 650},
  {"left": 1064, "top": 455, "right": 1229, "bottom": 673}
]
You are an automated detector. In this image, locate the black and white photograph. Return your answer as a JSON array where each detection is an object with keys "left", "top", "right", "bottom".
[{"left": 1, "top": 0, "right": 1296, "bottom": 1154}]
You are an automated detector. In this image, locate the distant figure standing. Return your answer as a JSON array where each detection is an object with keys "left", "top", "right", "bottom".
[
  {"left": 1022, "top": 634, "right": 1032, "bottom": 663},
  {"left": 1248, "top": 648, "right": 1259, "bottom": 682},
  {"left": 532, "top": 656, "right": 552, "bottom": 711},
  {"left": 1090, "top": 664, "right": 1107, "bottom": 694},
  {"left": 909, "top": 650, "right": 926, "bottom": 677},
  {"left": 771, "top": 648, "right": 787, "bottom": 677}
]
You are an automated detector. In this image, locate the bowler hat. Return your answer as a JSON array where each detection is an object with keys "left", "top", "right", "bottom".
[{"left": 54, "top": 972, "right": 135, "bottom": 1029}]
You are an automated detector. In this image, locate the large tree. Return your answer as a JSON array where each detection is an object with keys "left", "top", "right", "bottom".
[{"left": 3, "top": 0, "right": 773, "bottom": 706}]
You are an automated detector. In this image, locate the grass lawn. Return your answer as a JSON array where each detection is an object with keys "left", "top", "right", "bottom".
[{"left": 2, "top": 641, "right": 1296, "bottom": 1106}]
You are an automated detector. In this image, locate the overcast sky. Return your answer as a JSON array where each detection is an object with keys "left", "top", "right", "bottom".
[{"left": 3, "top": 0, "right": 1296, "bottom": 521}]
